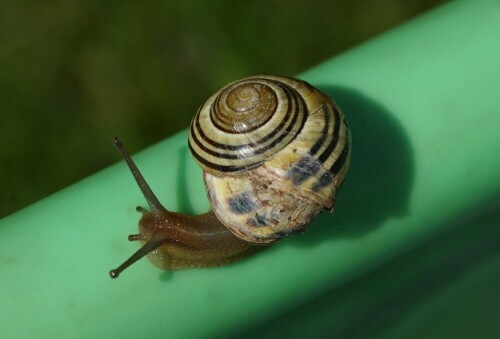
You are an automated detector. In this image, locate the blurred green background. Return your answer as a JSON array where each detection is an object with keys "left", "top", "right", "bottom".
[{"left": 0, "top": 0, "right": 446, "bottom": 217}]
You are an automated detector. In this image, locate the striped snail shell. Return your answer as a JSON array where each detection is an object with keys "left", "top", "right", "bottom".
[
  {"left": 109, "top": 75, "right": 351, "bottom": 278},
  {"left": 189, "top": 75, "right": 351, "bottom": 244}
]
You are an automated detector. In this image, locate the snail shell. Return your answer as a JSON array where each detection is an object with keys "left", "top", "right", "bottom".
[{"left": 189, "top": 75, "right": 351, "bottom": 244}]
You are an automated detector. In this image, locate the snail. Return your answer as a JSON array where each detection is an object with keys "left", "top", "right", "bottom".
[{"left": 110, "top": 75, "right": 351, "bottom": 278}]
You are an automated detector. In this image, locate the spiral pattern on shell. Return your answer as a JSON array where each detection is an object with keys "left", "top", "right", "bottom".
[
  {"left": 189, "top": 77, "right": 308, "bottom": 174},
  {"left": 189, "top": 75, "right": 351, "bottom": 243}
]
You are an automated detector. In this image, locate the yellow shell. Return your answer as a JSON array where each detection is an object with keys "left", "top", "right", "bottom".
[{"left": 188, "top": 75, "right": 351, "bottom": 244}]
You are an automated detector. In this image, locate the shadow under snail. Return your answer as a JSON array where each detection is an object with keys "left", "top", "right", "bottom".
[{"left": 110, "top": 75, "right": 351, "bottom": 278}]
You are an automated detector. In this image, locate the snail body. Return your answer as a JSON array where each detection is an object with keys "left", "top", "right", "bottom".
[{"left": 110, "top": 75, "right": 351, "bottom": 278}]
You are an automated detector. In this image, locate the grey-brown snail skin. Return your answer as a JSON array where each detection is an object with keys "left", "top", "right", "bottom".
[{"left": 110, "top": 75, "right": 351, "bottom": 278}]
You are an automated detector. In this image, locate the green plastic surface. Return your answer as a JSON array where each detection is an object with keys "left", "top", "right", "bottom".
[{"left": 1, "top": 0, "right": 499, "bottom": 337}]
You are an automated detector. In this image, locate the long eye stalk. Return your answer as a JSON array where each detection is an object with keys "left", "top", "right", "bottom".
[{"left": 113, "top": 137, "right": 167, "bottom": 217}]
